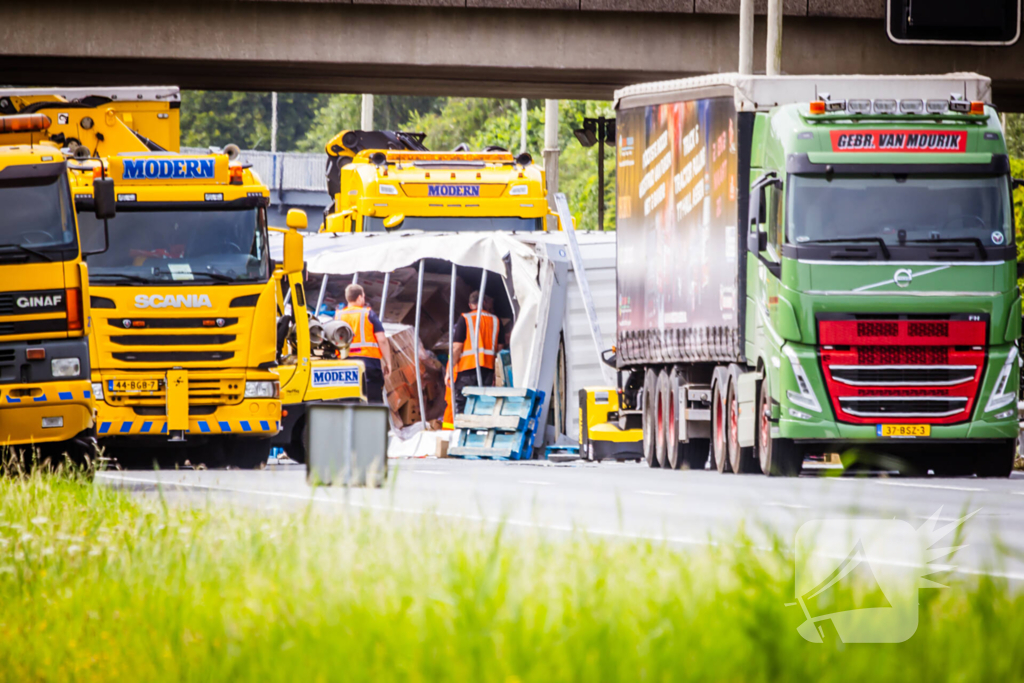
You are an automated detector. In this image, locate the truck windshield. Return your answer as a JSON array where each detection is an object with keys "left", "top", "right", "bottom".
[
  {"left": 365, "top": 216, "right": 543, "bottom": 232},
  {"left": 79, "top": 207, "right": 269, "bottom": 283},
  {"left": 0, "top": 174, "right": 76, "bottom": 256},
  {"left": 787, "top": 174, "right": 1011, "bottom": 249}
]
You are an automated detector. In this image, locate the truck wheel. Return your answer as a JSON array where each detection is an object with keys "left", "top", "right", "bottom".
[
  {"left": 223, "top": 439, "right": 271, "bottom": 469},
  {"left": 727, "top": 379, "right": 758, "bottom": 474},
  {"left": 974, "top": 440, "right": 1015, "bottom": 478},
  {"left": 655, "top": 370, "right": 672, "bottom": 469},
  {"left": 642, "top": 369, "right": 659, "bottom": 468},
  {"left": 757, "top": 377, "right": 803, "bottom": 477},
  {"left": 712, "top": 378, "right": 731, "bottom": 473},
  {"left": 665, "top": 368, "right": 681, "bottom": 469}
]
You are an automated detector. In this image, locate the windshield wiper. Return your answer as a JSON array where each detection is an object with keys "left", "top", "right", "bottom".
[
  {"left": 798, "top": 237, "right": 890, "bottom": 260},
  {"left": 906, "top": 237, "right": 987, "bottom": 260},
  {"left": 188, "top": 271, "right": 236, "bottom": 283},
  {"left": 89, "top": 273, "right": 154, "bottom": 284},
  {"left": 149, "top": 269, "right": 236, "bottom": 283},
  {"left": 0, "top": 243, "right": 54, "bottom": 262}
]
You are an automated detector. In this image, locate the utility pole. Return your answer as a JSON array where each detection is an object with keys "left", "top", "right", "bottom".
[
  {"left": 270, "top": 91, "right": 278, "bottom": 153},
  {"left": 520, "top": 98, "right": 528, "bottom": 154},
  {"left": 766, "top": 0, "right": 783, "bottom": 75},
  {"left": 544, "top": 99, "right": 560, "bottom": 231},
  {"left": 361, "top": 94, "right": 374, "bottom": 131},
  {"left": 573, "top": 118, "right": 614, "bottom": 231},
  {"left": 738, "top": 0, "right": 754, "bottom": 75}
]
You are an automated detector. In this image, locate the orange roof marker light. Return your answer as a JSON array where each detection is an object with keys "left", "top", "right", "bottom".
[
  {"left": 386, "top": 151, "right": 515, "bottom": 163},
  {"left": 809, "top": 100, "right": 826, "bottom": 115},
  {"left": 970, "top": 101, "right": 986, "bottom": 115},
  {"left": 0, "top": 113, "right": 51, "bottom": 134}
]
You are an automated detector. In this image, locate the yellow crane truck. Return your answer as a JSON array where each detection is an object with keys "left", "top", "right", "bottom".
[
  {"left": 0, "top": 112, "right": 115, "bottom": 460},
  {"left": 320, "top": 130, "right": 549, "bottom": 233},
  {"left": 68, "top": 150, "right": 285, "bottom": 469}
]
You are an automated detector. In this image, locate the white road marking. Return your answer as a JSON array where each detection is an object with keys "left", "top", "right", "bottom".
[
  {"left": 1010, "top": 491, "right": 1024, "bottom": 496},
  {"left": 412, "top": 470, "right": 448, "bottom": 475},
  {"left": 763, "top": 502, "right": 809, "bottom": 509},
  {"left": 93, "top": 473, "right": 1024, "bottom": 582},
  {"left": 518, "top": 480, "right": 553, "bottom": 486},
  {"left": 634, "top": 490, "right": 674, "bottom": 497},
  {"left": 875, "top": 481, "right": 987, "bottom": 492}
]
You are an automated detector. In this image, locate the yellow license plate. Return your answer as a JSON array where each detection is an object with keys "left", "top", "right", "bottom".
[
  {"left": 877, "top": 424, "right": 930, "bottom": 438},
  {"left": 108, "top": 379, "right": 160, "bottom": 393}
]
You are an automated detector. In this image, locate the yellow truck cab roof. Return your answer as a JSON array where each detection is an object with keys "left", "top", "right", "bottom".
[
  {"left": 0, "top": 141, "right": 65, "bottom": 168},
  {"left": 68, "top": 152, "right": 270, "bottom": 204},
  {"left": 324, "top": 148, "right": 547, "bottom": 232}
]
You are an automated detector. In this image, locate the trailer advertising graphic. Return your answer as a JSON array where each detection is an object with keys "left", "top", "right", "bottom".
[{"left": 616, "top": 97, "right": 739, "bottom": 362}]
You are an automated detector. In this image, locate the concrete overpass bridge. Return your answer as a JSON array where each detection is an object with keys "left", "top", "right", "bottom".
[{"left": 4, "top": 1, "right": 1024, "bottom": 106}]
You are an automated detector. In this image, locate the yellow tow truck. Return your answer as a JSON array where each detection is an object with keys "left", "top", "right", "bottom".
[
  {"left": 320, "top": 130, "right": 549, "bottom": 233},
  {"left": 0, "top": 112, "right": 114, "bottom": 459},
  {"left": 68, "top": 150, "right": 285, "bottom": 468}
]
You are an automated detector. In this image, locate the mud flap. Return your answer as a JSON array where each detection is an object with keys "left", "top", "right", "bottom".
[{"left": 737, "top": 370, "right": 761, "bottom": 448}]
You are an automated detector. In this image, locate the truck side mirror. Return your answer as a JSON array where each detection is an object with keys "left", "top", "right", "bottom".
[
  {"left": 1012, "top": 178, "right": 1024, "bottom": 191},
  {"left": 283, "top": 228, "right": 304, "bottom": 275},
  {"left": 93, "top": 178, "right": 116, "bottom": 220},
  {"left": 286, "top": 208, "right": 308, "bottom": 230},
  {"left": 1017, "top": 260, "right": 1024, "bottom": 278}
]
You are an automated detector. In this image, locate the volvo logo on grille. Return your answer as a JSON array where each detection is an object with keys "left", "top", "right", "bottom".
[{"left": 893, "top": 268, "right": 913, "bottom": 288}]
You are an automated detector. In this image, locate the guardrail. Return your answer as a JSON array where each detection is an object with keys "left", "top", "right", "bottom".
[{"left": 182, "top": 147, "right": 328, "bottom": 193}]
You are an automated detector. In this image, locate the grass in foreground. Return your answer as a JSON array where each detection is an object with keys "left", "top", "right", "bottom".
[{"left": 0, "top": 465, "right": 1022, "bottom": 682}]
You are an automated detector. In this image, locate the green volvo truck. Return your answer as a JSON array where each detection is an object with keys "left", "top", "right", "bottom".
[{"left": 612, "top": 73, "right": 1019, "bottom": 477}]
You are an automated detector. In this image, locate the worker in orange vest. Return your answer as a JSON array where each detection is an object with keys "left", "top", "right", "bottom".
[
  {"left": 447, "top": 290, "right": 503, "bottom": 416},
  {"left": 336, "top": 283, "right": 392, "bottom": 404}
]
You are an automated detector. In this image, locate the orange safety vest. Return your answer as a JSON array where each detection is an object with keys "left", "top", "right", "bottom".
[
  {"left": 336, "top": 305, "right": 383, "bottom": 360},
  {"left": 456, "top": 310, "right": 498, "bottom": 373}
]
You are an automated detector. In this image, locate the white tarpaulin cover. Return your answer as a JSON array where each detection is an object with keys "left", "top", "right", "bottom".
[{"left": 272, "top": 231, "right": 552, "bottom": 390}]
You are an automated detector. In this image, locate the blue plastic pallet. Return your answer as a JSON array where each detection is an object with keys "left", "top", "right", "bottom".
[
  {"left": 449, "top": 387, "right": 540, "bottom": 460},
  {"left": 453, "top": 387, "right": 538, "bottom": 432}
]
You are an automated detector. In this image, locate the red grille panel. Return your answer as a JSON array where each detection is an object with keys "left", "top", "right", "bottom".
[{"left": 818, "top": 317, "right": 986, "bottom": 425}]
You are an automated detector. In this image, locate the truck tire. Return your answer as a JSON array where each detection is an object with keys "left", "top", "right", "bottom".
[
  {"left": 655, "top": 370, "right": 672, "bottom": 468},
  {"left": 712, "top": 376, "right": 731, "bottom": 473},
  {"left": 727, "top": 378, "right": 758, "bottom": 474},
  {"left": 756, "top": 376, "right": 803, "bottom": 477},
  {"left": 666, "top": 368, "right": 709, "bottom": 470},
  {"left": 642, "top": 369, "right": 659, "bottom": 468},
  {"left": 973, "top": 440, "right": 1015, "bottom": 478}
]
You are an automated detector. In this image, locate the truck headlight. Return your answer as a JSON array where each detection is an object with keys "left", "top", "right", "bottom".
[
  {"left": 245, "top": 381, "right": 279, "bottom": 399},
  {"left": 91, "top": 382, "right": 104, "bottom": 400},
  {"left": 782, "top": 345, "right": 821, "bottom": 413},
  {"left": 984, "top": 346, "right": 1018, "bottom": 413},
  {"left": 51, "top": 358, "right": 80, "bottom": 378}
]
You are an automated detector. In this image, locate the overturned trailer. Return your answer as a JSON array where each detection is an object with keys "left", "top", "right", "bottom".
[{"left": 271, "top": 228, "right": 619, "bottom": 456}]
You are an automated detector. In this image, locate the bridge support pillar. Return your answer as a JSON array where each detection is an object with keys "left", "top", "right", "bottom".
[
  {"left": 544, "top": 98, "right": 560, "bottom": 231},
  {"left": 361, "top": 94, "right": 374, "bottom": 130}
]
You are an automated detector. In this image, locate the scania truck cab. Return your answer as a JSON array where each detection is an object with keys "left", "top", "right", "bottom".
[
  {"left": 320, "top": 130, "right": 549, "bottom": 233},
  {"left": 70, "top": 152, "right": 283, "bottom": 468},
  {"left": 612, "top": 73, "right": 1020, "bottom": 477},
  {"left": 0, "top": 113, "right": 112, "bottom": 458}
]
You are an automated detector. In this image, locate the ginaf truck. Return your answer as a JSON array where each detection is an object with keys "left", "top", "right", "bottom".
[
  {"left": 0, "top": 112, "right": 115, "bottom": 458},
  {"left": 611, "top": 73, "right": 1019, "bottom": 477}
]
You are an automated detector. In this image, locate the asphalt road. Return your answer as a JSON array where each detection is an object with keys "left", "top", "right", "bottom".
[{"left": 95, "top": 457, "right": 1024, "bottom": 582}]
